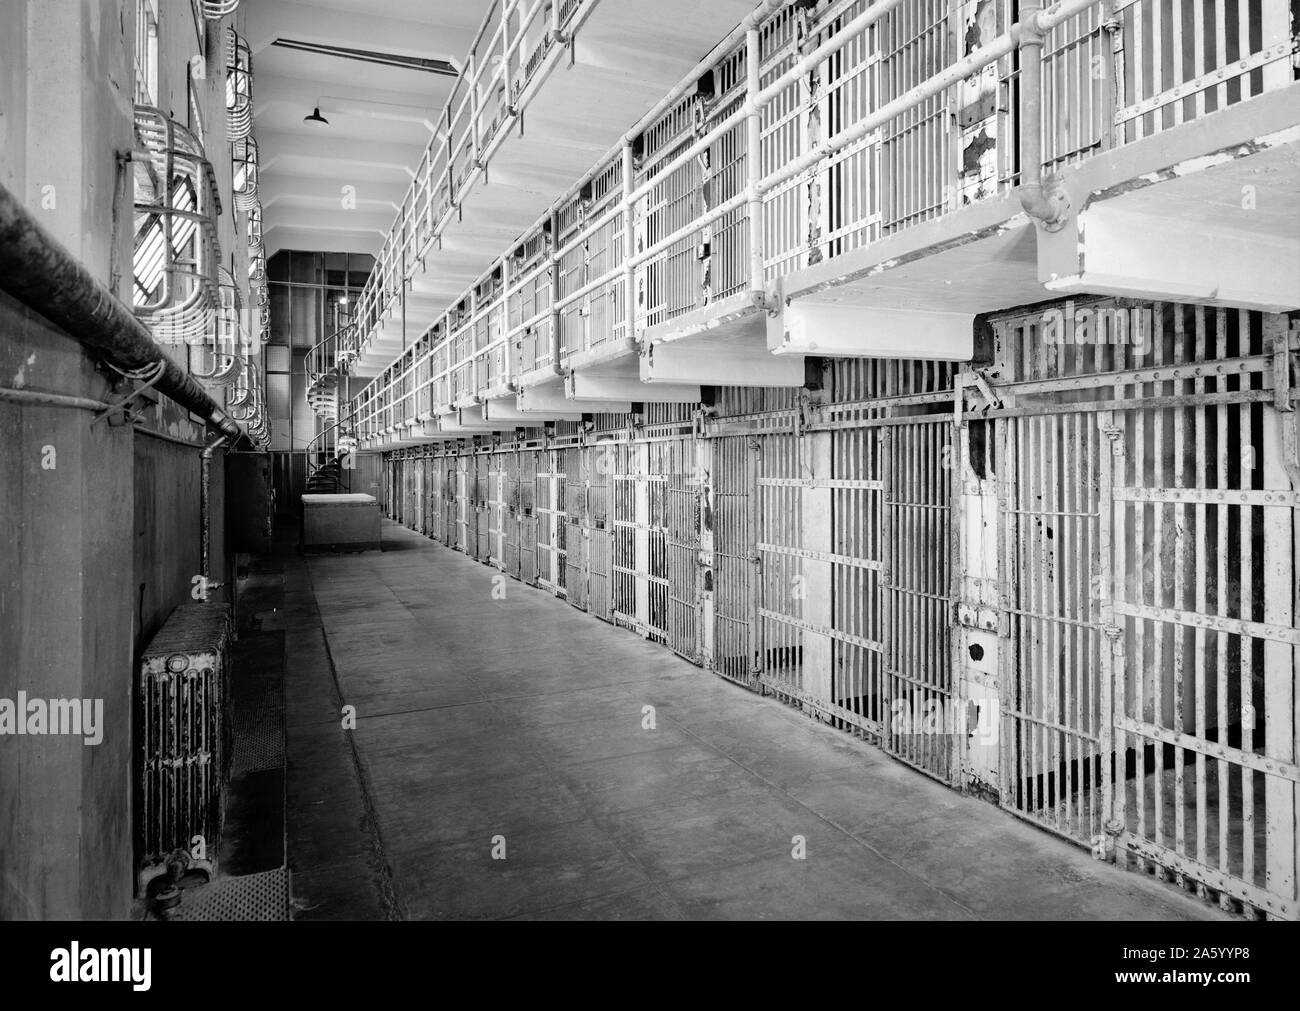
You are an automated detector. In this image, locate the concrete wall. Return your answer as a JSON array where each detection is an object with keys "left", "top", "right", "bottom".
[{"left": 0, "top": 0, "right": 246, "bottom": 919}]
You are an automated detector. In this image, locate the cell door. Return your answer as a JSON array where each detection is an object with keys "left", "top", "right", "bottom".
[
  {"left": 536, "top": 450, "right": 566, "bottom": 595},
  {"left": 881, "top": 418, "right": 956, "bottom": 782},
  {"left": 588, "top": 443, "right": 612, "bottom": 621},
  {"left": 755, "top": 431, "right": 822, "bottom": 709},
  {"left": 658, "top": 437, "right": 700, "bottom": 660},
  {"left": 1000, "top": 411, "right": 1107, "bottom": 843},
  {"left": 487, "top": 452, "right": 506, "bottom": 568},
  {"left": 427, "top": 456, "right": 442, "bottom": 542},
  {"left": 611, "top": 443, "right": 644, "bottom": 632},
  {"left": 475, "top": 453, "right": 492, "bottom": 562},
  {"left": 412, "top": 456, "right": 424, "bottom": 534},
  {"left": 711, "top": 435, "right": 756, "bottom": 686},
  {"left": 453, "top": 457, "right": 468, "bottom": 553},
  {"left": 519, "top": 449, "right": 538, "bottom": 585},
  {"left": 1105, "top": 386, "right": 1299, "bottom": 919},
  {"left": 564, "top": 447, "right": 588, "bottom": 609},
  {"left": 503, "top": 450, "right": 520, "bottom": 577}
]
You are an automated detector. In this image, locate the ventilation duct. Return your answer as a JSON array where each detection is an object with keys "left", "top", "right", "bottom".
[{"left": 131, "top": 105, "right": 221, "bottom": 346}]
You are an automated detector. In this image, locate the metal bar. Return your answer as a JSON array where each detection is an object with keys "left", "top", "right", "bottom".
[{"left": 0, "top": 182, "right": 240, "bottom": 439}]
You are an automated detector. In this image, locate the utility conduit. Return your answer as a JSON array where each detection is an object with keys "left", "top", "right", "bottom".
[{"left": 0, "top": 182, "right": 242, "bottom": 440}]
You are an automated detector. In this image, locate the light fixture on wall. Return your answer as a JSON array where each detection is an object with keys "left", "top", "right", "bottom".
[{"left": 303, "top": 106, "right": 330, "bottom": 126}]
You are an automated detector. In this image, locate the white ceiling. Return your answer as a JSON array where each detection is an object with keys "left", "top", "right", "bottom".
[{"left": 245, "top": 0, "right": 494, "bottom": 256}]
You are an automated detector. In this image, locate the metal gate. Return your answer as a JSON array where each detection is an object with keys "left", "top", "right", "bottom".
[
  {"left": 503, "top": 449, "right": 520, "bottom": 576},
  {"left": 487, "top": 451, "right": 507, "bottom": 568},
  {"left": 883, "top": 417, "right": 956, "bottom": 781},
  {"left": 611, "top": 442, "right": 643, "bottom": 632},
  {"left": 427, "top": 453, "right": 444, "bottom": 542},
  {"left": 711, "top": 434, "right": 756, "bottom": 685},
  {"left": 999, "top": 410, "right": 1107, "bottom": 842},
  {"left": 756, "top": 432, "right": 815, "bottom": 703},
  {"left": 475, "top": 451, "right": 492, "bottom": 562},
  {"left": 1103, "top": 310, "right": 1299, "bottom": 919},
  {"left": 536, "top": 449, "right": 566, "bottom": 595},
  {"left": 564, "top": 446, "right": 588, "bottom": 608},
  {"left": 985, "top": 300, "right": 1300, "bottom": 919},
  {"left": 449, "top": 455, "right": 464, "bottom": 552},
  {"left": 519, "top": 449, "right": 537, "bottom": 585},
  {"left": 660, "top": 436, "right": 700, "bottom": 660},
  {"left": 588, "top": 441, "right": 612, "bottom": 621}
]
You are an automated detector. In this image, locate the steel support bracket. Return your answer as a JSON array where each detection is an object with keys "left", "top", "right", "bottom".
[{"left": 968, "top": 368, "right": 1002, "bottom": 412}]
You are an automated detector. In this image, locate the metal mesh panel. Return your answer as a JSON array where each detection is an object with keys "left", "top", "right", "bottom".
[{"left": 175, "top": 867, "right": 288, "bottom": 921}]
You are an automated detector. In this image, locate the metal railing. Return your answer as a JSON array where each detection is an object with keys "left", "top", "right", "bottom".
[
  {"left": 351, "top": 0, "right": 1295, "bottom": 441},
  {"left": 132, "top": 105, "right": 223, "bottom": 346},
  {"left": 190, "top": 266, "right": 244, "bottom": 385},
  {"left": 226, "top": 26, "right": 252, "bottom": 141},
  {"left": 345, "top": 0, "right": 591, "bottom": 349}
]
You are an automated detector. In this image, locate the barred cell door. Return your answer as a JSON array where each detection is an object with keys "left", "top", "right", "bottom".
[
  {"left": 611, "top": 443, "right": 645, "bottom": 633},
  {"left": 711, "top": 435, "right": 756, "bottom": 686},
  {"left": 412, "top": 456, "right": 424, "bottom": 534},
  {"left": 1104, "top": 383, "right": 1299, "bottom": 919},
  {"left": 428, "top": 457, "right": 443, "bottom": 542},
  {"left": 881, "top": 418, "right": 956, "bottom": 782},
  {"left": 999, "top": 411, "right": 1108, "bottom": 844},
  {"left": 503, "top": 450, "right": 520, "bottom": 577},
  {"left": 646, "top": 451, "right": 670, "bottom": 645},
  {"left": 475, "top": 452, "right": 492, "bottom": 562},
  {"left": 564, "top": 446, "right": 589, "bottom": 609},
  {"left": 451, "top": 458, "right": 466, "bottom": 552},
  {"left": 827, "top": 423, "right": 887, "bottom": 739},
  {"left": 487, "top": 452, "right": 506, "bottom": 568},
  {"left": 661, "top": 437, "right": 700, "bottom": 660},
  {"left": 588, "top": 443, "right": 612, "bottom": 621},
  {"left": 536, "top": 449, "right": 566, "bottom": 595},
  {"left": 755, "top": 432, "right": 820, "bottom": 707},
  {"left": 519, "top": 449, "right": 538, "bottom": 585}
]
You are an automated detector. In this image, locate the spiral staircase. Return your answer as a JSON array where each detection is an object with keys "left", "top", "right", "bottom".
[{"left": 304, "top": 322, "right": 360, "bottom": 495}]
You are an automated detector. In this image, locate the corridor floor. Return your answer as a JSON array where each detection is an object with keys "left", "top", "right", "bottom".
[{"left": 282, "top": 520, "right": 1224, "bottom": 921}]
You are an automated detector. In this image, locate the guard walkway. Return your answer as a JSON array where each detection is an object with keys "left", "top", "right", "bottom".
[{"left": 283, "top": 519, "right": 1226, "bottom": 921}]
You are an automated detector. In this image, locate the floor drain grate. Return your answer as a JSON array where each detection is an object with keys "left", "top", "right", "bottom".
[
  {"left": 175, "top": 867, "right": 289, "bottom": 921},
  {"left": 230, "top": 686, "right": 285, "bottom": 776}
]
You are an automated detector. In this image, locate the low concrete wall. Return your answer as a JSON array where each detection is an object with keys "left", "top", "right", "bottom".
[{"left": 302, "top": 493, "right": 381, "bottom": 553}]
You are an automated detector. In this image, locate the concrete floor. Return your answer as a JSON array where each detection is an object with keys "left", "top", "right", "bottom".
[{"left": 283, "top": 519, "right": 1225, "bottom": 921}]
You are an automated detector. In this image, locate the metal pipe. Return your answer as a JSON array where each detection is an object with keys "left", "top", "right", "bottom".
[
  {"left": 1016, "top": 1, "right": 1072, "bottom": 230},
  {"left": 200, "top": 433, "right": 230, "bottom": 583},
  {"left": 755, "top": 0, "right": 904, "bottom": 108},
  {"left": 0, "top": 182, "right": 242, "bottom": 439},
  {"left": 0, "top": 386, "right": 111, "bottom": 412}
]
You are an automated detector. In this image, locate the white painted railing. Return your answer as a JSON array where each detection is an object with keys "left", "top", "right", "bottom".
[{"left": 351, "top": 0, "right": 1294, "bottom": 443}]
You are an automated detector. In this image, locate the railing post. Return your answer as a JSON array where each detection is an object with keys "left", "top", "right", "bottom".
[
  {"left": 622, "top": 141, "right": 636, "bottom": 346},
  {"left": 746, "top": 25, "right": 765, "bottom": 309},
  {"left": 469, "top": 50, "right": 481, "bottom": 167},
  {"left": 501, "top": 0, "right": 513, "bottom": 112},
  {"left": 548, "top": 208, "right": 561, "bottom": 372}
]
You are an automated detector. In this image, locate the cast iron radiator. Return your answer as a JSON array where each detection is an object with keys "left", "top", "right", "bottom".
[{"left": 135, "top": 602, "right": 233, "bottom": 895}]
